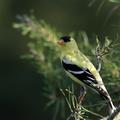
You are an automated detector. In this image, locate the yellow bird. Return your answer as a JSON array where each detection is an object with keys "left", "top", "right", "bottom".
[{"left": 57, "top": 36, "right": 116, "bottom": 114}]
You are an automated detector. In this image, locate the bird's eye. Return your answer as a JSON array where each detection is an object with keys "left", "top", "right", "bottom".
[{"left": 60, "top": 36, "right": 71, "bottom": 43}]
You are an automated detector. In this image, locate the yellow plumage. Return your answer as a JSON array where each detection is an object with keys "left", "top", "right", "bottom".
[{"left": 58, "top": 36, "right": 116, "bottom": 114}]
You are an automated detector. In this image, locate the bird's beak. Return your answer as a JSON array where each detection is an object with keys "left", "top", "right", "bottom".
[{"left": 57, "top": 39, "right": 65, "bottom": 45}]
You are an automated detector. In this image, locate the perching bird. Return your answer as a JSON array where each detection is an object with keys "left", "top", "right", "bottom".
[{"left": 57, "top": 36, "right": 116, "bottom": 114}]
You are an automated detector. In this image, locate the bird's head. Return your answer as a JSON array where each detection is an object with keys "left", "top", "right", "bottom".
[{"left": 57, "top": 36, "right": 78, "bottom": 53}]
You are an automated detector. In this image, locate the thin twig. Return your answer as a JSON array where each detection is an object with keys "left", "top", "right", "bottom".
[
  {"left": 82, "top": 106, "right": 104, "bottom": 118},
  {"left": 60, "top": 89, "right": 73, "bottom": 113}
]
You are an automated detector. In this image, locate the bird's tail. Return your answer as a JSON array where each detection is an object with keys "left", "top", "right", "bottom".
[{"left": 96, "top": 86, "right": 116, "bottom": 114}]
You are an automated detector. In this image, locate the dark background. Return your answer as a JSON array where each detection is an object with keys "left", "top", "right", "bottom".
[{"left": 0, "top": 0, "right": 120, "bottom": 120}]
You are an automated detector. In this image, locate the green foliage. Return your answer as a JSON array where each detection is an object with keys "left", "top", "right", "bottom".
[{"left": 13, "top": 15, "right": 120, "bottom": 120}]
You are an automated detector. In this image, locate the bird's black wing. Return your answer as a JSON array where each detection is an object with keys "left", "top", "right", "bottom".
[
  {"left": 62, "top": 59, "right": 116, "bottom": 112},
  {"left": 62, "top": 59, "right": 98, "bottom": 86}
]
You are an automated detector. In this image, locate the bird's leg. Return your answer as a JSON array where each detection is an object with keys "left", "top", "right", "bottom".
[{"left": 78, "top": 86, "right": 87, "bottom": 105}]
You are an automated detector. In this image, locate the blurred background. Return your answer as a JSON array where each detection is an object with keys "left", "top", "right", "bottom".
[{"left": 0, "top": 0, "right": 120, "bottom": 120}]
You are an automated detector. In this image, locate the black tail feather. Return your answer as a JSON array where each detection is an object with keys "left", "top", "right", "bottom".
[{"left": 95, "top": 86, "right": 116, "bottom": 114}]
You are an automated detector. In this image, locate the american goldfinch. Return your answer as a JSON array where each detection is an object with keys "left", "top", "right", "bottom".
[{"left": 57, "top": 36, "right": 116, "bottom": 114}]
